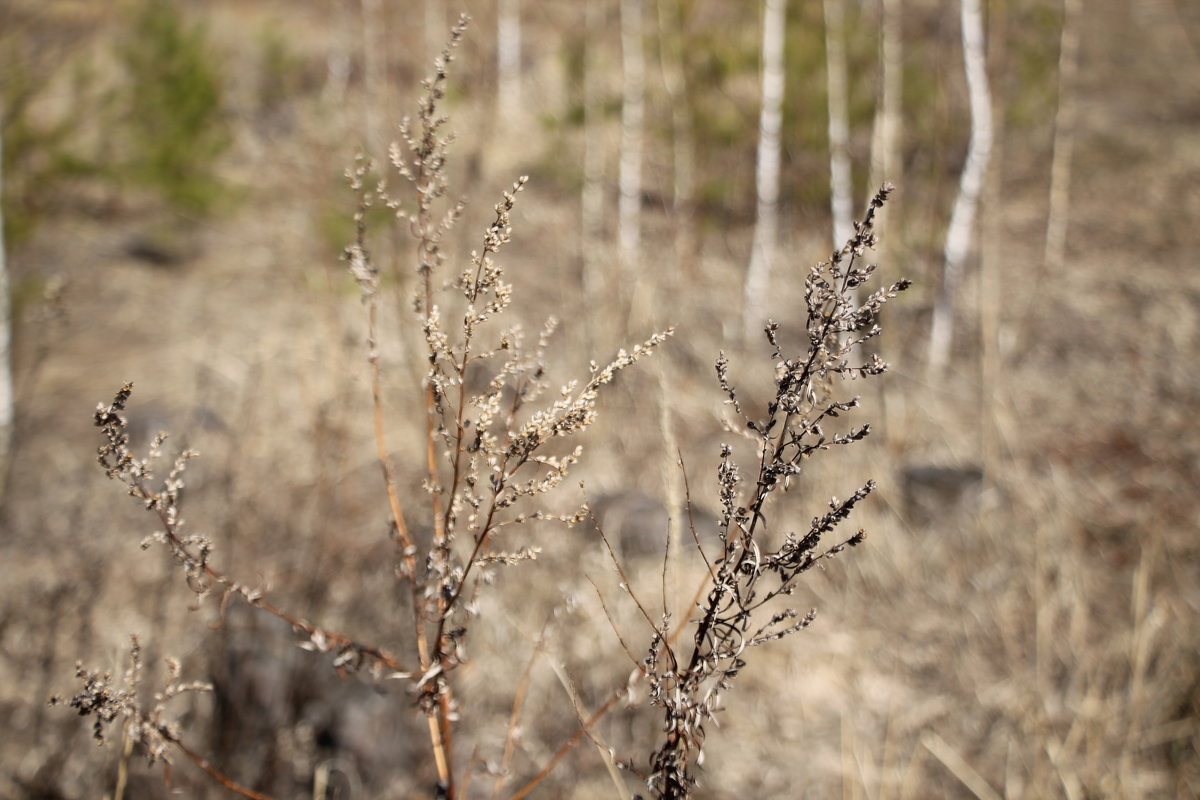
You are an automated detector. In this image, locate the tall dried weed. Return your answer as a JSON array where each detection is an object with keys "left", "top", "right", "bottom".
[{"left": 58, "top": 17, "right": 907, "bottom": 800}]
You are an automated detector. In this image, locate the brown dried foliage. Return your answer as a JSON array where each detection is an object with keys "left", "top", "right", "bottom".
[{"left": 60, "top": 17, "right": 907, "bottom": 800}]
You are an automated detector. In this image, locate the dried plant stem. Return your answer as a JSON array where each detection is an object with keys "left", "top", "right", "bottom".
[
  {"left": 92, "top": 387, "right": 410, "bottom": 685},
  {"left": 137, "top": 457, "right": 408, "bottom": 672},
  {"left": 414, "top": 144, "right": 458, "bottom": 800},
  {"left": 548, "top": 660, "right": 632, "bottom": 800},
  {"left": 366, "top": 302, "right": 424, "bottom": 598},
  {"left": 505, "top": 586, "right": 703, "bottom": 800},
  {"left": 502, "top": 690, "right": 626, "bottom": 800},
  {"left": 367, "top": 309, "right": 416, "bottom": 550},
  {"left": 492, "top": 634, "right": 545, "bottom": 800},
  {"left": 364, "top": 290, "right": 451, "bottom": 786},
  {"left": 647, "top": 187, "right": 906, "bottom": 797},
  {"left": 114, "top": 723, "right": 133, "bottom": 800},
  {"left": 172, "top": 737, "right": 280, "bottom": 800}
]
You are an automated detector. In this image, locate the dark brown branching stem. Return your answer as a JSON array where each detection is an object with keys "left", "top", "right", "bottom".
[{"left": 646, "top": 185, "right": 909, "bottom": 798}]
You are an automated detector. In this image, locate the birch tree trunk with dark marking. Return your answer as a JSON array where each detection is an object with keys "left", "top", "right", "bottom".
[
  {"left": 869, "top": 0, "right": 903, "bottom": 247},
  {"left": 743, "top": 0, "right": 788, "bottom": 341},
  {"left": 824, "top": 0, "right": 854, "bottom": 250},
  {"left": 928, "top": 0, "right": 992, "bottom": 372}
]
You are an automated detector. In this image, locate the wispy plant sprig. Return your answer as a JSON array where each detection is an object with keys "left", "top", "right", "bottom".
[
  {"left": 92, "top": 383, "right": 409, "bottom": 678},
  {"left": 647, "top": 184, "right": 909, "bottom": 799},
  {"left": 51, "top": 636, "right": 273, "bottom": 800}
]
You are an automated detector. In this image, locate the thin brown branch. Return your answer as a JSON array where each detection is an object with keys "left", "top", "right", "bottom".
[
  {"left": 502, "top": 687, "right": 626, "bottom": 800},
  {"left": 171, "top": 736, "right": 279, "bottom": 800},
  {"left": 588, "top": 575, "right": 644, "bottom": 670},
  {"left": 592, "top": 508, "right": 677, "bottom": 671},
  {"left": 491, "top": 634, "right": 545, "bottom": 800}
]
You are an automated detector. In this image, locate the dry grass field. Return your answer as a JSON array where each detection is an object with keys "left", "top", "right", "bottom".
[{"left": 1, "top": 0, "right": 1198, "bottom": 798}]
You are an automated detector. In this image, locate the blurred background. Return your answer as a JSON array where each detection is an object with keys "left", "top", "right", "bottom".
[{"left": 1, "top": 0, "right": 1197, "bottom": 797}]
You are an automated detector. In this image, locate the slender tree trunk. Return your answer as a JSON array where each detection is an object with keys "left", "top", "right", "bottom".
[
  {"left": 823, "top": 0, "right": 853, "bottom": 250},
  {"left": 425, "top": 0, "right": 444, "bottom": 66},
  {"left": 742, "top": 0, "right": 788, "bottom": 341},
  {"left": 1043, "top": 0, "right": 1082, "bottom": 275},
  {"left": 657, "top": 0, "right": 697, "bottom": 273},
  {"left": 976, "top": 0, "right": 1011, "bottom": 520},
  {"left": 360, "top": 0, "right": 388, "bottom": 155},
  {"left": 618, "top": 0, "right": 645, "bottom": 282},
  {"left": 497, "top": 0, "right": 522, "bottom": 114},
  {"left": 0, "top": 109, "right": 11, "bottom": 490},
  {"left": 323, "top": 3, "right": 352, "bottom": 106},
  {"left": 869, "top": 0, "right": 902, "bottom": 245},
  {"left": 870, "top": 0, "right": 903, "bottom": 454},
  {"left": 928, "top": 0, "right": 992, "bottom": 372},
  {"left": 582, "top": 0, "right": 608, "bottom": 322}
]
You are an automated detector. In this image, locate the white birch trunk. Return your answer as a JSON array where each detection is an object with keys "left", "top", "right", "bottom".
[
  {"left": 497, "top": 0, "right": 522, "bottom": 114},
  {"left": 1043, "top": 0, "right": 1082, "bottom": 274},
  {"left": 618, "top": 0, "right": 645, "bottom": 279},
  {"left": 928, "top": 0, "right": 992, "bottom": 371},
  {"left": 742, "top": 0, "right": 788, "bottom": 341},
  {"left": 823, "top": 0, "right": 854, "bottom": 250}
]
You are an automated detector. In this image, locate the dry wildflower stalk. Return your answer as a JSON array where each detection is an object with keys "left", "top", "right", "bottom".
[
  {"left": 73, "top": 15, "right": 671, "bottom": 800},
  {"left": 645, "top": 185, "right": 909, "bottom": 799},
  {"left": 350, "top": 15, "right": 670, "bottom": 796}
]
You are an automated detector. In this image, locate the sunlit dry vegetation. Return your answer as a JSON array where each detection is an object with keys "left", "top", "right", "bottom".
[{"left": 1, "top": 0, "right": 1198, "bottom": 798}]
